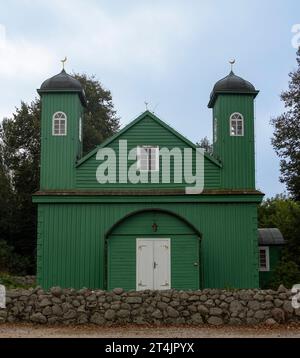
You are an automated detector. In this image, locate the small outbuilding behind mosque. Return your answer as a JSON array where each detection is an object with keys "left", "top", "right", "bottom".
[{"left": 258, "top": 228, "right": 285, "bottom": 288}]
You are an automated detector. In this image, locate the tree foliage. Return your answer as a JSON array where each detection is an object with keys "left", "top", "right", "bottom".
[
  {"left": 0, "top": 73, "right": 120, "bottom": 273},
  {"left": 196, "top": 136, "right": 213, "bottom": 154},
  {"left": 258, "top": 195, "right": 300, "bottom": 287},
  {"left": 271, "top": 48, "right": 300, "bottom": 200}
]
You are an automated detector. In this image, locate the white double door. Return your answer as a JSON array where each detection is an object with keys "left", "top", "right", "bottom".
[{"left": 136, "top": 239, "right": 171, "bottom": 290}]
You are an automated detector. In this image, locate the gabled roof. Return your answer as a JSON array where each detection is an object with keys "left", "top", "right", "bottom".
[{"left": 76, "top": 110, "right": 222, "bottom": 168}]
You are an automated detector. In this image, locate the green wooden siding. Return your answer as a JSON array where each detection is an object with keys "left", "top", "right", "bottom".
[
  {"left": 213, "top": 94, "right": 255, "bottom": 189},
  {"left": 259, "top": 245, "right": 283, "bottom": 289},
  {"left": 40, "top": 93, "right": 83, "bottom": 190},
  {"left": 76, "top": 114, "right": 220, "bottom": 189},
  {"left": 37, "top": 200, "right": 259, "bottom": 290},
  {"left": 108, "top": 211, "right": 200, "bottom": 290}
]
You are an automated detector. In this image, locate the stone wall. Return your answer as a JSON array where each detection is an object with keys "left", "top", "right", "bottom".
[{"left": 0, "top": 285, "right": 299, "bottom": 325}]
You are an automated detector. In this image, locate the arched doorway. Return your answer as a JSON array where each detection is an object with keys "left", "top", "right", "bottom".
[{"left": 106, "top": 208, "right": 201, "bottom": 291}]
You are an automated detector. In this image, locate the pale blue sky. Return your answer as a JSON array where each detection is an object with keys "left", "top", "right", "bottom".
[{"left": 0, "top": 0, "right": 299, "bottom": 197}]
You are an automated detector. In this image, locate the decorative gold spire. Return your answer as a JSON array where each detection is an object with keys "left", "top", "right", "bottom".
[
  {"left": 229, "top": 59, "right": 235, "bottom": 72},
  {"left": 61, "top": 57, "right": 67, "bottom": 70}
]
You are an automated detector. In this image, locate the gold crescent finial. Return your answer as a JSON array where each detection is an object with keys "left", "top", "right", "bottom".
[
  {"left": 61, "top": 57, "right": 67, "bottom": 70},
  {"left": 229, "top": 59, "right": 235, "bottom": 71}
]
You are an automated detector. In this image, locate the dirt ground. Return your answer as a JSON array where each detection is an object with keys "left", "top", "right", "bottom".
[{"left": 0, "top": 323, "right": 300, "bottom": 338}]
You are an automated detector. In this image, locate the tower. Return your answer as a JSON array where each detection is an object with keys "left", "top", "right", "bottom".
[
  {"left": 38, "top": 69, "right": 86, "bottom": 190},
  {"left": 208, "top": 68, "right": 259, "bottom": 189}
]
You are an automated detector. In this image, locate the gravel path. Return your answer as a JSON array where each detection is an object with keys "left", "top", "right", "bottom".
[{"left": 0, "top": 323, "right": 300, "bottom": 338}]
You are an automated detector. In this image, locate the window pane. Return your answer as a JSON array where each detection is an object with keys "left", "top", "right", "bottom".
[{"left": 260, "top": 249, "right": 267, "bottom": 268}]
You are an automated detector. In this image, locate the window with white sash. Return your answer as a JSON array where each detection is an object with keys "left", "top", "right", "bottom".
[{"left": 137, "top": 146, "right": 159, "bottom": 172}]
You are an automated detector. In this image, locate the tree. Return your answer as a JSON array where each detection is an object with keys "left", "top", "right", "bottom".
[
  {"left": 0, "top": 73, "right": 120, "bottom": 273},
  {"left": 74, "top": 73, "right": 120, "bottom": 154},
  {"left": 271, "top": 48, "right": 300, "bottom": 200},
  {"left": 258, "top": 196, "right": 300, "bottom": 287},
  {"left": 196, "top": 136, "right": 213, "bottom": 154}
]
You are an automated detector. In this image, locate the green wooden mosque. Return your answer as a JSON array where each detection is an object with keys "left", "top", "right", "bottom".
[{"left": 33, "top": 65, "right": 270, "bottom": 290}]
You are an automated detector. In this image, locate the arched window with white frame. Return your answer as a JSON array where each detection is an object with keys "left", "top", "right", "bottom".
[
  {"left": 230, "top": 112, "right": 244, "bottom": 136},
  {"left": 52, "top": 111, "right": 67, "bottom": 136}
]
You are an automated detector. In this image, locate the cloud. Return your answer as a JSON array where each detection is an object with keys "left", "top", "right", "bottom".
[
  {"left": 38, "top": 1, "right": 195, "bottom": 72},
  {"left": 0, "top": 24, "right": 55, "bottom": 79}
]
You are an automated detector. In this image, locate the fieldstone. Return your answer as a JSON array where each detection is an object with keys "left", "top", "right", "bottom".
[
  {"left": 198, "top": 304, "right": 209, "bottom": 315},
  {"left": 207, "top": 316, "right": 223, "bottom": 325},
  {"left": 126, "top": 297, "right": 142, "bottom": 304},
  {"left": 77, "top": 313, "right": 88, "bottom": 324},
  {"left": 39, "top": 298, "right": 52, "bottom": 307},
  {"left": 64, "top": 309, "right": 77, "bottom": 319},
  {"left": 191, "top": 313, "right": 203, "bottom": 324},
  {"left": 265, "top": 318, "right": 277, "bottom": 326},
  {"left": 248, "top": 301, "right": 260, "bottom": 311},
  {"left": 104, "top": 309, "right": 115, "bottom": 320},
  {"left": 167, "top": 306, "right": 179, "bottom": 318},
  {"left": 253, "top": 294, "right": 264, "bottom": 301},
  {"left": 246, "top": 317, "right": 258, "bottom": 325},
  {"left": 210, "top": 307, "right": 222, "bottom": 316},
  {"left": 205, "top": 299, "right": 215, "bottom": 307},
  {"left": 282, "top": 301, "right": 294, "bottom": 314},
  {"left": 117, "top": 309, "right": 130, "bottom": 318},
  {"left": 179, "top": 292, "right": 189, "bottom": 300},
  {"left": 278, "top": 285, "right": 286, "bottom": 293},
  {"left": 52, "top": 297, "right": 62, "bottom": 304},
  {"left": 274, "top": 299, "right": 283, "bottom": 307},
  {"left": 170, "top": 301, "right": 180, "bottom": 307},
  {"left": 86, "top": 294, "right": 97, "bottom": 302},
  {"left": 229, "top": 318, "right": 242, "bottom": 325},
  {"left": 188, "top": 295, "right": 199, "bottom": 302},
  {"left": 111, "top": 303, "right": 120, "bottom": 310},
  {"left": 42, "top": 306, "right": 52, "bottom": 316},
  {"left": 272, "top": 308, "right": 285, "bottom": 323},
  {"left": 157, "top": 302, "right": 168, "bottom": 310},
  {"left": 90, "top": 312, "right": 105, "bottom": 325},
  {"left": 50, "top": 287, "right": 62, "bottom": 297},
  {"left": 239, "top": 291, "right": 252, "bottom": 301},
  {"left": 260, "top": 301, "right": 273, "bottom": 310},
  {"left": 188, "top": 305, "right": 197, "bottom": 312},
  {"left": 254, "top": 310, "right": 265, "bottom": 320},
  {"left": 48, "top": 317, "right": 59, "bottom": 325},
  {"left": 30, "top": 312, "right": 47, "bottom": 323},
  {"left": 230, "top": 300, "right": 243, "bottom": 313},
  {"left": 152, "top": 309, "right": 163, "bottom": 319},
  {"left": 0, "top": 311, "right": 8, "bottom": 319},
  {"left": 182, "top": 310, "right": 190, "bottom": 317},
  {"left": 72, "top": 300, "right": 80, "bottom": 307},
  {"left": 199, "top": 295, "right": 207, "bottom": 302},
  {"left": 113, "top": 288, "right": 124, "bottom": 295},
  {"left": 265, "top": 295, "right": 273, "bottom": 301}
]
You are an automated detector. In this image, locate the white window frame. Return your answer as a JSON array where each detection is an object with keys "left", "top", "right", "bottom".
[
  {"left": 79, "top": 117, "right": 82, "bottom": 141},
  {"left": 52, "top": 111, "right": 67, "bottom": 136},
  {"left": 137, "top": 146, "right": 159, "bottom": 172},
  {"left": 259, "top": 246, "right": 270, "bottom": 272},
  {"left": 214, "top": 117, "right": 217, "bottom": 142},
  {"left": 230, "top": 112, "right": 244, "bottom": 137}
]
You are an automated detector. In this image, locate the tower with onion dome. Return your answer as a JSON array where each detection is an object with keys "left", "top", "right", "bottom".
[{"left": 208, "top": 66, "right": 259, "bottom": 189}]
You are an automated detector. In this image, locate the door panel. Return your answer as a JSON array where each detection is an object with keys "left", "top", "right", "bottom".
[
  {"left": 154, "top": 240, "right": 170, "bottom": 290},
  {"left": 136, "top": 239, "right": 171, "bottom": 290},
  {"left": 136, "top": 240, "right": 153, "bottom": 290}
]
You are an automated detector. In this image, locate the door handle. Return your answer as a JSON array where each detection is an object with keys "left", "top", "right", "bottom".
[
  {"left": 153, "top": 261, "right": 158, "bottom": 269},
  {"left": 138, "top": 281, "right": 147, "bottom": 287}
]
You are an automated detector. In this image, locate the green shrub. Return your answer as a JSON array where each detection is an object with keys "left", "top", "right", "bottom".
[
  {"left": 270, "top": 259, "right": 300, "bottom": 289},
  {"left": 0, "top": 239, "right": 30, "bottom": 275}
]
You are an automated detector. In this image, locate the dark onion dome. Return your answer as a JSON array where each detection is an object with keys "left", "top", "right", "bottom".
[
  {"left": 38, "top": 69, "right": 87, "bottom": 107},
  {"left": 208, "top": 70, "right": 259, "bottom": 108}
]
